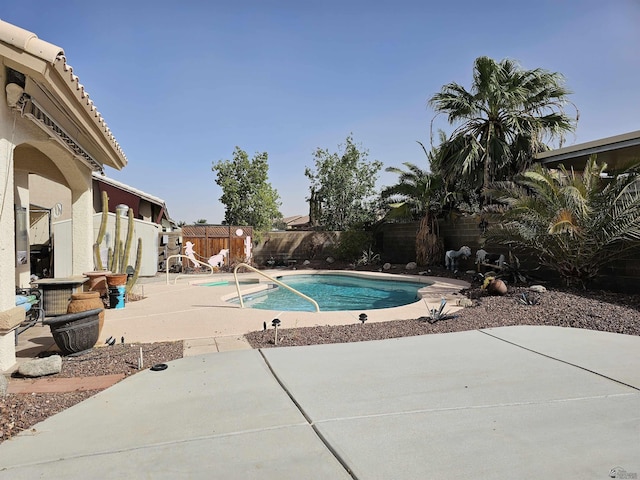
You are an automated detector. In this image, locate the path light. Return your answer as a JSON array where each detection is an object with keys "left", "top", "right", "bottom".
[
  {"left": 272, "top": 318, "right": 281, "bottom": 345},
  {"left": 359, "top": 313, "right": 368, "bottom": 324}
]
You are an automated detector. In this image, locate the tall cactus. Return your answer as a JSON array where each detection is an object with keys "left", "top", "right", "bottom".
[
  {"left": 126, "top": 238, "right": 143, "bottom": 293},
  {"left": 110, "top": 205, "right": 122, "bottom": 272},
  {"left": 93, "top": 191, "right": 109, "bottom": 270},
  {"left": 122, "top": 209, "right": 134, "bottom": 272},
  {"left": 93, "top": 194, "right": 143, "bottom": 291}
]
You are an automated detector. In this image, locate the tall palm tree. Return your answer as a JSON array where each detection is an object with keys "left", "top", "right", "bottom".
[
  {"left": 429, "top": 56, "right": 577, "bottom": 194},
  {"left": 485, "top": 156, "right": 640, "bottom": 286}
]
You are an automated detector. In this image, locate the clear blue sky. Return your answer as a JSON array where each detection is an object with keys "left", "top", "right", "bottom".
[{"left": 3, "top": 1, "right": 640, "bottom": 224}]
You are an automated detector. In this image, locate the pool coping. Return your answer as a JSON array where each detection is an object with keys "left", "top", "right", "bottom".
[{"left": 95, "top": 269, "right": 471, "bottom": 344}]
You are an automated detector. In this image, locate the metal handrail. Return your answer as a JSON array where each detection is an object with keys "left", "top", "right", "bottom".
[
  {"left": 166, "top": 254, "right": 214, "bottom": 284},
  {"left": 233, "top": 263, "right": 320, "bottom": 312}
]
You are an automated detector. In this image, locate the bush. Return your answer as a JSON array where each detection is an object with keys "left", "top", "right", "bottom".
[{"left": 336, "top": 229, "right": 373, "bottom": 262}]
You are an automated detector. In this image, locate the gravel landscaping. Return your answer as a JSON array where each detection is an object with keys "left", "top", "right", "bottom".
[{"left": 2, "top": 267, "right": 639, "bottom": 445}]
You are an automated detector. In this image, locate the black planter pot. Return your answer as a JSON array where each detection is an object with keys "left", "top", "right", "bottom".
[{"left": 43, "top": 308, "right": 102, "bottom": 355}]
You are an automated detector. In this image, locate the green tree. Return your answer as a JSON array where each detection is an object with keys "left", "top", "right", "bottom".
[
  {"left": 194, "top": 219, "right": 208, "bottom": 224},
  {"left": 212, "top": 147, "right": 282, "bottom": 232},
  {"left": 429, "top": 56, "right": 577, "bottom": 194},
  {"left": 485, "top": 157, "right": 640, "bottom": 286},
  {"left": 305, "top": 135, "right": 383, "bottom": 230}
]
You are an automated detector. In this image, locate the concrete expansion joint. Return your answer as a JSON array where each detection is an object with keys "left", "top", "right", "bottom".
[
  {"left": 258, "top": 349, "right": 359, "bottom": 480},
  {"left": 478, "top": 329, "right": 640, "bottom": 392}
]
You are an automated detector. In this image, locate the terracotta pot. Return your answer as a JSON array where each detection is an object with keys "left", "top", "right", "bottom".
[
  {"left": 67, "top": 291, "right": 105, "bottom": 336},
  {"left": 83, "top": 270, "right": 111, "bottom": 296},
  {"left": 44, "top": 308, "right": 101, "bottom": 355},
  {"left": 487, "top": 279, "right": 508, "bottom": 296},
  {"left": 106, "top": 273, "right": 128, "bottom": 287}
]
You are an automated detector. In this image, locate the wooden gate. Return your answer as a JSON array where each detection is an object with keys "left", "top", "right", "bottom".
[{"left": 180, "top": 225, "right": 253, "bottom": 269}]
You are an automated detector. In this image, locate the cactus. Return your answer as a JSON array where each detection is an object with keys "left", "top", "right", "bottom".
[
  {"left": 110, "top": 206, "right": 122, "bottom": 272},
  {"left": 126, "top": 238, "right": 143, "bottom": 293},
  {"left": 93, "top": 191, "right": 109, "bottom": 270},
  {"left": 94, "top": 193, "right": 143, "bottom": 293},
  {"left": 122, "top": 209, "right": 134, "bottom": 272}
]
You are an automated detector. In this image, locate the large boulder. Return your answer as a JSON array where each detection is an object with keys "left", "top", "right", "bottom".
[
  {"left": 18, "top": 355, "right": 62, "bottom": 377},
  {"left": 405, "top": 262, "right": 417, "bottom": 270}
]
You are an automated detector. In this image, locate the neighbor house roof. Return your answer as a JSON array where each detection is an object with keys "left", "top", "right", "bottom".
[
  {"left": 92, "top": 172, "right": 174, "bottom": 225},
  {"left": 0, "top": 19, "right": 127, "bottom": 170},
  {"left": 536, "top": 130, "right": 640, "bottom": 171},
  {"left": 283, "top": 215, "right": 310, "bottom": 228}
]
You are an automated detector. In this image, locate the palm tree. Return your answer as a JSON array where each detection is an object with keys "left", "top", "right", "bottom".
[
  {"left": 381, "top": 142, "right": 453, "bottom": 265},
  {"left": 429, "top": 56, "right": 577, "bottom": 194},
  {"left": 485, "top": 156, "right": 640, "bottom": 286}
]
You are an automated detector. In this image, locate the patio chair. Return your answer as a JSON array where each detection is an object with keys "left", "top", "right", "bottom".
[{"left": 14, "top": 286, "right": 45, "bottom": 345}]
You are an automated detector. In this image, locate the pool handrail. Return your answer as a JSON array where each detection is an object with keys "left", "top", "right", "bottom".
[
  {"left": 233, "top": 263, "right": 320, "bottom": 312},
  {"left": 166, "top": 254, "right": 214, "bottom": 284}
]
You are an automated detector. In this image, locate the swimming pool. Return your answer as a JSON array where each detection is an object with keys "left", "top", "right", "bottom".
[{"left": 228, "top": 274, "right": 431, "bottom": 312}]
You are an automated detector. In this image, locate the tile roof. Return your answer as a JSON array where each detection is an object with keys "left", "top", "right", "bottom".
[{"left": 0, "top": 19, "right": 127, "bottom": 166}]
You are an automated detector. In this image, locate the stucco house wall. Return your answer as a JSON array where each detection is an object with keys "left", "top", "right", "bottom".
[{"left": 0, "top": 20, "right": 128, "bottom": 371}]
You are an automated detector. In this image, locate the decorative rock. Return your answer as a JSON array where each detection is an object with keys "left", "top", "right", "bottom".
[
  {"left": 303, "top": 260, "right": 311, "bottom": 266},
  {"left": 18, "top": 355, "right": 62, "bottom": 377},
  {"left": 383, "top": 263, "right": 391, "bottom": 271},
  {"left": 530, "top": 285, "right": 547, "bottom": 293},
  {"left": 326, "top": 257, "right": 335, "bottom": 264},
  {"left": 0, "top": 374, "right": 7, "bottom": 396},
  {"left": 456, "top": 298, "right": 474, "bottom": 307},
  {"left": 406, "top": 262, "right": 417, "bottom": 270}
]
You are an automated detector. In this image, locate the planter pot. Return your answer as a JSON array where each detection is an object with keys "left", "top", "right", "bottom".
[
  {"left": 487, "top": 279, "right": 508, "bottom": 296},
  {"left": 83, "top": 270, "right": 111, "bottom": 296},
  {"left": 43, "top": 308, "right": 102, "bottom": 355},
  {"left": 67, "top": 292, "right": 105, "bottom": 336},
  {"left": 106, "top": 273, "right": 128, "bottom": 287}
]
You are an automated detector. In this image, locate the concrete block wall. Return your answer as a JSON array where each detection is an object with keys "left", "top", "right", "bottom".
[{"left": 253, "top": 231, "right": 340, "bottom": 265}]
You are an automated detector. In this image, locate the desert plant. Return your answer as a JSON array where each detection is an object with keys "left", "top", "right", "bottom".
[
  {"left": 421, "top": 298, "right": 456, "bottom": 323},
  {"left": 485, "top": 156, "right": 640, "bottom": 287},
  {"left": 517, "top": 292, "right": 539, "bottom": 305},
  {"left": 95, "top": 194, "right": 143, "bottom": 293},
  {"left": 357, "top": 247, "right": 380, "bottom": 266}
]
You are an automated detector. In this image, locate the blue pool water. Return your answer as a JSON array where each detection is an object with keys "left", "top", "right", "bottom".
[{"left": 230, "top": 274, "right": 430, "bottom": 311}]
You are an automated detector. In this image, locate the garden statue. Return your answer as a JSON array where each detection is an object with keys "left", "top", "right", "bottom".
[
  {"left": 445, "top": 246, "right": 471, "bottom": 271},
  {"left": 475, "top": 249, "right": 505, "bottom": 269},
  {"left": 184, "top": 242, "right": 199, "bottom": 268},
  {"left": 208, "top": 249, "right": 229, "bottom": 268}
]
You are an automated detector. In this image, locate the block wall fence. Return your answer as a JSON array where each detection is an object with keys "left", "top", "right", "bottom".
[{"left": 252, "top": 215, "right": 640, "bottom": 292}]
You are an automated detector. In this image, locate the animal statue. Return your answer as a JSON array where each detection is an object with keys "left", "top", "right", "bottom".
[
  {"left": 208, "top": 249, "right": 230, "bottom": 268},
  {"left": 445, "top": 246, "right": 471, "bottom": 271},
  {"left": 476, "top": 249, "right": 505, "bottom": 269},
  {"left": 184, "top": 241, "right": 199, "bottom": 268}
]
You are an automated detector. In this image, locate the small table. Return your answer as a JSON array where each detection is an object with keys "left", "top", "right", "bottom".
[{"left": 31, "top": 277, "right": 88, "bottom": 316}]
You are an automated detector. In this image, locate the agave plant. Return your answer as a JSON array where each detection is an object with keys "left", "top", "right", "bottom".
[
  {"left": 357, "top": 246, "right": 381, "bottom": 266},
  {"left": 517, "top": 292, "right": 539, "bottom": 306},
  {"left": 422, "top": 298, "right": 456, "bottom": 324},
  {"left": 485, "top": 156, "right": 640, "bottom": 287}
]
